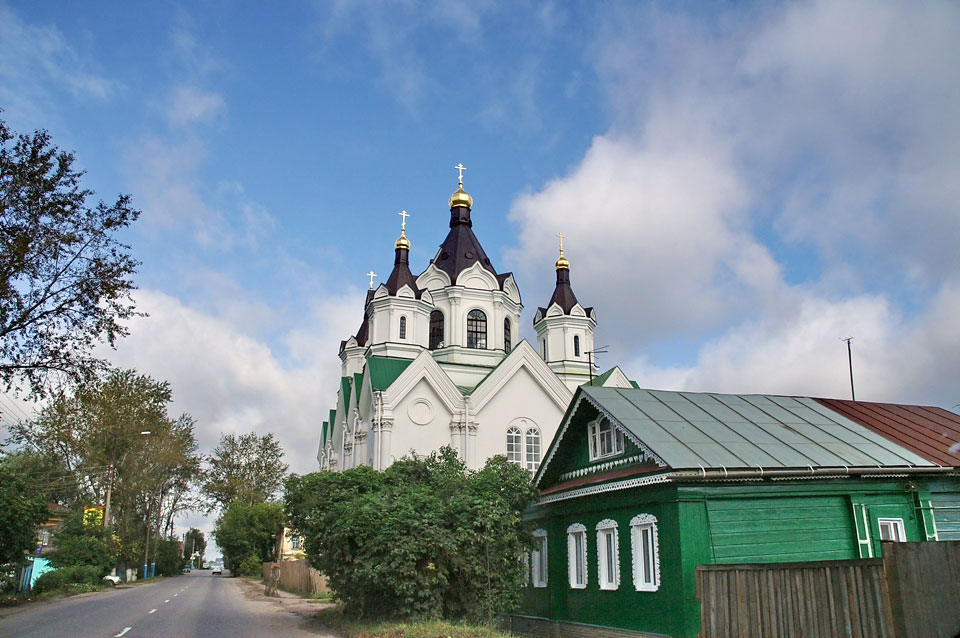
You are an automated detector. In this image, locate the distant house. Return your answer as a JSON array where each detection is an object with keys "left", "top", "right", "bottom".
[
  {"left": 514, "top": 385, "right": 959, "bottom": 638},
  {"left": 276, "top": 526, "right": 306, "bottom": 562},
  {"left": 16, "top": 502, "right": 68, "bottom": 592}
]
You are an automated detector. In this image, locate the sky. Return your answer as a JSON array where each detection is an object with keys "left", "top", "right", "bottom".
[{"left": 2, "top": 0, "right": 959, "bottom": 545}]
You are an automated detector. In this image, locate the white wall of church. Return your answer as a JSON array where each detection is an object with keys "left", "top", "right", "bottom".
[
  {"left": 387, "top": 378, "right": 456, "bottom": 465},
  {"left": 472, "top": 366, "right": 566, "bottom": 468}
]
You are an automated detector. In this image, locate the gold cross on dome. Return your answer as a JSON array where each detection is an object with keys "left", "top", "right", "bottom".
[
  {"left": 454, "top": 162, "right": 467, "bottom": 186},
  {"left": 556, "top": 232, "right": 565, "bottom": 255},
  {"left": 366, "top": 271, "right": 377, "bottom": 289},
  {"left": 398, "top": 209, "right": 410, "bottom": 230}
]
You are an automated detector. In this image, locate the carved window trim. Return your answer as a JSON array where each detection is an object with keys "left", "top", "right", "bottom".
[
  {"left": 630, "top": 514, "right": 660, "bottom": 592},
  {"left": 567, "top": 523, "right": 587, "bottom": 589},
  {"left": 596, "top": 519, "right": 620, "bottom": 590}
]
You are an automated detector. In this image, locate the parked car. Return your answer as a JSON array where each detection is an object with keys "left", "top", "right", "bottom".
[{"left": 103, "top": 574, "right": 121, "bottom": 585}]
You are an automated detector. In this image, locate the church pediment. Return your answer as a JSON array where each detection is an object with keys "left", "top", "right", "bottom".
[
  {"left": 500, "top": 273, "right": 521, "bottom": 303},
  {"left": 382, "top": 350, "right": 463, "bottom": 413},
  {"left": 470, "top": 340, "right": 572, "bottom": 412},
  {"left": 455, "top": 261, "right": 500, "bottom": 291},
  {"left": 416, "top": 264, "right": 452, "bottom": 291}
]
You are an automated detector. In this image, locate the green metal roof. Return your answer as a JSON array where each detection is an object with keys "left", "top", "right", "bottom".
[
  {"left": 320, "top": 421, "right": 327, "bottom": 447},
  {"left": 579, "top": 386, "right": 934, "bottom": 470},
  {"left": 328, "top": 408, "right": 337, "bottom": 432},
  {"left": 367, "top": 356, "right": 414, "bottom": 391},
  {"left": 586, "top": 367, "right": 617, "bottom": 387},
  {"left": 353, "top": 373, "right": 364, "bottom": 399},
  {"left": 341, "top": 377, "right": 351, "bottom": 409}
]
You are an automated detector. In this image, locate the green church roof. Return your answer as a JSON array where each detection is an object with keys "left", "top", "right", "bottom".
[
  {"left": 577, "top": 386, "right": 934, "bottom": 470},
  {"left": 341, "top": 377, "right": 351, "bottom": 409},
  {"left": 367, "top": 356, "right": 414, "bottom": 391}
]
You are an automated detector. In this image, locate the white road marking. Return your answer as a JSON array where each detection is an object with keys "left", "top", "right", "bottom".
[
  {"left": 149, "top": 608, "right": 157, "bottom": 614},
  {"left": 164, "top": 599, "right": 170, "bottom": 603},
  {"left": 115, "top": 629, "right": 131, "bottom": 637},
  {"left": 173, "top": 593, "right": 178, "bottom": 597}
]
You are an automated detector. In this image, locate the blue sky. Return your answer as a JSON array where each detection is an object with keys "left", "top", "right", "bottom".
[{"left": 3, "top": 1, "right": 960, "bottom": 542}]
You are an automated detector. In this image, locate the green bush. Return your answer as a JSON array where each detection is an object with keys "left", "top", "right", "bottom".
[
  {"left": 235, "top": 555, "right": 262, "bottom": 576},
  {"left": 213, "top": 501, "right": 282, "bottom": 575},
  {"left": 285, "top": 448, "right": 535, "bottom": 622},
  {"left": 155, "top": 538, "right": 184, "bottom": 576},
  {"left": 32, "top": 565, "right": 103, "bottom": 594},
  {"left": 49, "top": 511, "right": 114, "bottom": 577}
]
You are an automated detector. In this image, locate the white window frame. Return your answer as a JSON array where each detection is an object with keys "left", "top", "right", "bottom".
[
  {"left": 588, "top": 417, "right": 625, "bottom": 461},
  {"left": 520, "top": 552, "right": 530, "bottom": 587},
  {"left": 525, "top": 427, "right": 541, "bottom": 472},
  {"left": 506, "top": 426, "right": 522, "bottom": 464},
  {"left": 596, "top": 519, "right": 620, "bottom": 590},
  {"left": 567, "top": 523, "right": 588, "bottom": 589},
  {"left": 630, "top": 514, "right": 660, "bottom": 592},
  {"left": 532, "top": 529, "right": 548, "bottom": 588},
  {"left": 878, "top": 517, "right": 906, "bottom": 542}
]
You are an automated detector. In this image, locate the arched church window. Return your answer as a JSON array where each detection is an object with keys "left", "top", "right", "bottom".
[
  {"left": 525, "top": 427, "right": 541, "bottom": 472},
  {"left": 467, "top": 309, "right": 487, "bottom": 349},
  {"left": 504, "top": 319, "right": 512, "bottom": 353},
  {"left": 399, "top": 316, "right": 407, "bottom": 340},
  {"left": 429, "top": 310, "right": 444, "bottom": 350},
  {"left": 574, "top": 335, "right": 580, "bottom": 357},
  {"left": 506, "top": 426, "right": 522, "bottom": 464}
]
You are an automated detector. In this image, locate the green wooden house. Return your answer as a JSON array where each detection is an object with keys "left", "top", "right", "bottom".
[{"left": 515, "top": 385, "right": 959, "bottom": 638}]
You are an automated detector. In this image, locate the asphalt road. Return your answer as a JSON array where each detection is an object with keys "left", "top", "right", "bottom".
[{"left": 0, "top": 570, "right": 334, "bottom": 638}]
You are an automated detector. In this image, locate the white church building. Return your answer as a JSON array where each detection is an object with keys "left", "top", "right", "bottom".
[{"left": 317, "top": 169, "right": 632, "bottom": 472}]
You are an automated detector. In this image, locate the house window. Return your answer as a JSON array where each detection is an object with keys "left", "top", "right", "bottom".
[
  {"left": 399, "top": 316, "right": 407, "bottom": 340},
  {"left": 588, "top": 417, "right": 625, "bottom": 461},
  {"left": 506, "top": 426, "right": 522, "bottom": 464},
  {"left": 521, "top": 553, "right": 530, "bottom": 586},
  {"left": 291, "top": 535, "right": 301, "bottom": 550},
  {"left": 567, "top": 523, "right": 587, "bottom": 589},
  {"left": 467, "top": 309, "right": 487, "bottom": 348},
  {"left": 630, "top": 514, "right": 659, "bottom": 591},
  {"left": 574, "top": 335, "right": 580, "bottom": 357},
  {"left": 532, "top": 529, "right": 548, "bottom": 587},
  {"left": 525, "top": 427, "right": 541, "bottom": 472},
  {"left": 878, "top": 518, "right": 906, "bottom": 542},
  {"left": 429, "top": 310, "right": 444, "bottom": 349},
  {"left": 596, "top": 519, "right": 619, "bottom": 590},
  {"left": 504, "top": 318, "right": 512, "bottom": 352}
]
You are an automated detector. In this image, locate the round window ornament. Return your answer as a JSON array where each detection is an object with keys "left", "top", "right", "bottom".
[
  {"left": 465, "top": 251, "right": 475, "bottom": 259},
  {"left": 408, "top": 398, "right": 435, "bottom": 425}
]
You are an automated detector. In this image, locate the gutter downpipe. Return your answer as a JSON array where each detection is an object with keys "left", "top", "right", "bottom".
[{"left": 375, "top": 391, "right": 383, "bottom": 471}]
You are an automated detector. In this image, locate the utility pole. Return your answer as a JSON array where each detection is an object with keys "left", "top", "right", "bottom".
[{"left": 842, "top": 337, "right": 856, "bottom": 400}]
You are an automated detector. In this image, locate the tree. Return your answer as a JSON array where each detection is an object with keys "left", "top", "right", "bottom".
[
  {"left": 183, "top": 527, "right": 206, "bottom": 568},
  {"left": 0, "top": 117, "right": 140, "bottom": 399},
  {"left": 213, "top": 500, "right": 283, "bottom": 576},
  {"left": 202, "top": 432, "right": 288, "bottom": 511},
  {"left": 0, "top": 456, "right": 49, "bottom": 569},
  {"left": 49, "top": 510, "right": 114, "bottom": 576},
  {"left": 284, "top": 448, "right": 536, "bottom": 621},
  {"left": 6, "top": 369, "right": 201, "bottom": 568}
]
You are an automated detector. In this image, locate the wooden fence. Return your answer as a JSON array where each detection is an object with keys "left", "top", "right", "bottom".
[
  {"left": 697, "top": 541, "right": 960, "bottom": 638},
  {"left": 696, "top": 559, "right": 894, "bottom": 638},
  {"left": 261, "top": 559, "right": 328, "bottom": 596},
  {"left": 883, "top": 541, "right": 960, "bottom": 638}
]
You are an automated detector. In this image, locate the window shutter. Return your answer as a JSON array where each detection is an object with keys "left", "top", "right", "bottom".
[{"left": 852, "top": 503, "right": 873, "bottom": 558}]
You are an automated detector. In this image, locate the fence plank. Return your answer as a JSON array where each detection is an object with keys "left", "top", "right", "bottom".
[{"left": 260, "top": 559, "right": 328, "bottom": 596}]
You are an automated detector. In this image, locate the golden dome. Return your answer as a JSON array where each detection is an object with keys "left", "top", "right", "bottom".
[
  {"left": 555, "top": 251, "right": 570, "bottom": 270},
  {"left": 448, "top": 184, "right": 473, "bottom": 209},
  {"left": 395, "top": 229, "right": 410, "bottom": 250}
]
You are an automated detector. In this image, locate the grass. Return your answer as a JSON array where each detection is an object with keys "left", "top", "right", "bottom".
[
  {"left": 0, "top": 581, "right": 110, "bottom": 606},
  {"left": 315, "top": 607, "right": 515, "bottom": 638}
]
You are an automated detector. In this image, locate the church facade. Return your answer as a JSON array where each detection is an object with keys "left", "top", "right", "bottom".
[{"left": 317, "top": 171, "right": 627, "bottom": 472}]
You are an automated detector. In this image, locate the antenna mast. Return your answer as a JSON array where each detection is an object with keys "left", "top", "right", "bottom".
[{"left": 841, "top": 337, "right": 855, "bottom": 400}]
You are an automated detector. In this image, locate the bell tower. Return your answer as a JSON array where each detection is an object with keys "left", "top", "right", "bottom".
[{"left": 533, "top": 234, "right": 597, "bottom": 390}]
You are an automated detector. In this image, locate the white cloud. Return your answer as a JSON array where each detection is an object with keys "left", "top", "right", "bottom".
[
  {"left": 165, "top": 86, "right": 226, "bottom": 127},
  {"left": 507, "top": 0, "right": 960, "bottom": 409},
  {"left": 0, "top": 5, "right": 117, "bottom": 124},
  {"left": 103, "top": 288, "right": 361, "bottom": 474}
]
